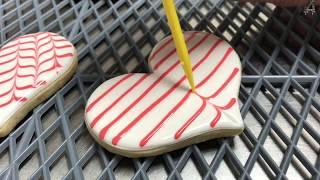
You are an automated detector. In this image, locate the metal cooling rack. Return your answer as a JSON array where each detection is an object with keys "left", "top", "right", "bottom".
[{"left": 0, "top": 0, "right": 319, "bottom": 179}]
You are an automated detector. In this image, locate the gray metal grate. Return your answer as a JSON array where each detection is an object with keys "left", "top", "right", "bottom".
[{"left": 0, "top": 0, "right": 319, "bottom": 179}]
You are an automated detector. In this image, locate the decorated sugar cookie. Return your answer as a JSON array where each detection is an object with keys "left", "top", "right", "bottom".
[
  {"left": 85, "top": 32, "right": 243, "bottom": 157},
  {"left": 0, "top": 32, "right": 77, "bottom": 137}
]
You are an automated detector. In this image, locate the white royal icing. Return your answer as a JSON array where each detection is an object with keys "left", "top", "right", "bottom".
[
  {"left": 0, "top": 32, "right": 76, "bottom": 127},
  {"left": 85, "top": 31, "right": 244, "bottom": 151}
]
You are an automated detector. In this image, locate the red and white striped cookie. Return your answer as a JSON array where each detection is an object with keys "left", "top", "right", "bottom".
[
  {"left": 0, "top": 32, "right": 77, "bottom": 137},
  {"left": 85, "top": 32, "right": 243, "bottom": 157}
]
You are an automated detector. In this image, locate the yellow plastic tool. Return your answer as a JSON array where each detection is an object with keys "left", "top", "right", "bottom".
[{"left": 162, "top": 0, "right": 196, "bottom": 92}]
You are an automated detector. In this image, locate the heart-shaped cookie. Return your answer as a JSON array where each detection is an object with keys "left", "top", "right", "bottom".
[
  {"left": 85, "top": 31, "right": 243, "bottom": 157},
  {"left": 0, "top": 32, "right": 77, "bottom": 137}
]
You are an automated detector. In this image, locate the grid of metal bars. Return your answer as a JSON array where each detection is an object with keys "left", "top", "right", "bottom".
[{"left": 0, "top": 0, "right": 319, "bottom": 179}]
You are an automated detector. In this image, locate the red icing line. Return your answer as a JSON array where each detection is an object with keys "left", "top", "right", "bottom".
[
  {"left": 86, "top": 74, "right": 134, "bottom": 112},
  {"left": 196, "top": 48, "right": 233, "bottom": 89},
  {"left": 150, "top": 37, "right": 173, "bottom": 61},
  {"left": 38, "top": 39, "right": 52, "bottom": 50},
  {"left": 17, "top": 73, "right": 33, "bottom": 78},
  {"left": 55, "top": 53, "right": 73, "bottom": 58},
  {"left": 36, "top": 33, "right": 51, "bottom": 43},
  {"left": 215, "top": 98, "right": 236, "bottom": 110},
  {"left": 16, "top": 84, "right": 34, "bottom": 90},
  {"left": 0, "top": 95, "right": 27, "bottom": 108},
  {"left": 89, "top": 74, "right": 149, "bottom": 128},
  {"left": 17, "top": 32, "right": 51, "bottom": 39},
  {"left": 0, "top": 42, "right": 21, "bottom": 54},
  {"left": 174, "top": 99, "right": 206, "bottom": 139},
  {"left": 0, "top": 75, "right": 15, "bottom": 85},
  {"left": 0, "top": 64, "right": 16, "bottom": 76},
  {"left": 150, "top": 32, "right": 200, "bottom": 62},
  {"left": 0, "top": 56, "right": 17, "bottom": 66},
  {"left": 210, "top": 98, "right": 237, "bottom": 127},
  {"left": 38, "top": 44, "right": 72, "bottom": 59},
  {"left": 0, "top": 86, "right": 14, "bottom": 98},
  {"left": 209, "top": 69, "right": 239, "bottom": 99},
  {"left": 139, "top": 90, "right": 192, "bottom": 147},
  {"left": 210, "top": 109, "right": 221, "bottom": 128},
  {"left": 153, "top": 32, "right": 199, "bottom": 70},
  {"left": 0, "top": 50, "right": 18, "bottom": 58}
]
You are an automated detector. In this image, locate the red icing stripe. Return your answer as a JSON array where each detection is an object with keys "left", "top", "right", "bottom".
[
  {"left": 196, "top": 48, "right": 233, "bottom": 88},
  {"left": 215, "top": 98, "right": 236, "bottom": 110},
  {"left": 210, "top": 98, "right": 237, "bottom": 127},
  {"left": 0, "top": 43, "right": 20, "bottom": 54},
  {"left": 0, "top": 86, "right": 14, "bottom": 98},
  {"left": 150, "top": 32, "right": 200, "bottom": 62},
  {"left": 0, "top": 75, "right": 14, "bottom": 85},
  {"left": 37, "top": 63, "right": 60, "bottom": 76},
  {"left": 154, "top": 33, "right": 206, "bottom": 70},
  {"left": 139, "top": 90, "right": 192, "bottom": 147},
  {"left": 0, "top": 50, "right": 17, "bottom": 59},
  {"left": 17, "top": 73, "right": 34, "bottom": 79},
  {"left": 86, "top": 74, "right": 134, "bottom": 112},
  {"left": 0, "top": 56, "right": 18, "bottom": 66},
  {"left": 38, "top": 39, "right": 52, "bottom": 50},
  {"left": 0, "top": 95, "right": 27, "bottom": 108},
  {"left": 209, "top": 68, "right": 239, "bottom": 99},
  {"left": 16, "top": 84, "right": 34, "bottom": 90},
  {"left": 0, "top": 64, "right": 17, "bottom": 76},
  {"left": 174, "top": 99, "right": 206, "bottom": 139},
  {"left": 210, "top": 109, "right": 221, "bottom": 128},
  {"left": 150, "top": 37, "right": 173, "bottom": 61},
  {"left": 55, "top": 53, "right": 73, "bottom": 58},
  {"left": 36, "top": 34, "right": 52, "bottom": 43},
  {"left": 17, "top": 32, "right": 51, "bottom": 39},
  {"left": 89, "top": 74, "right": 149, "bottom": 128}
]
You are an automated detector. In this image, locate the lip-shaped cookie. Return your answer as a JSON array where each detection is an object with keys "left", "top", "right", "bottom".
[
  {"left": 0, "top": 32, "right": 77, "bottom": 137},
  {"left": 85, "top": 31, "right": 244, "bottom": 157}
]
